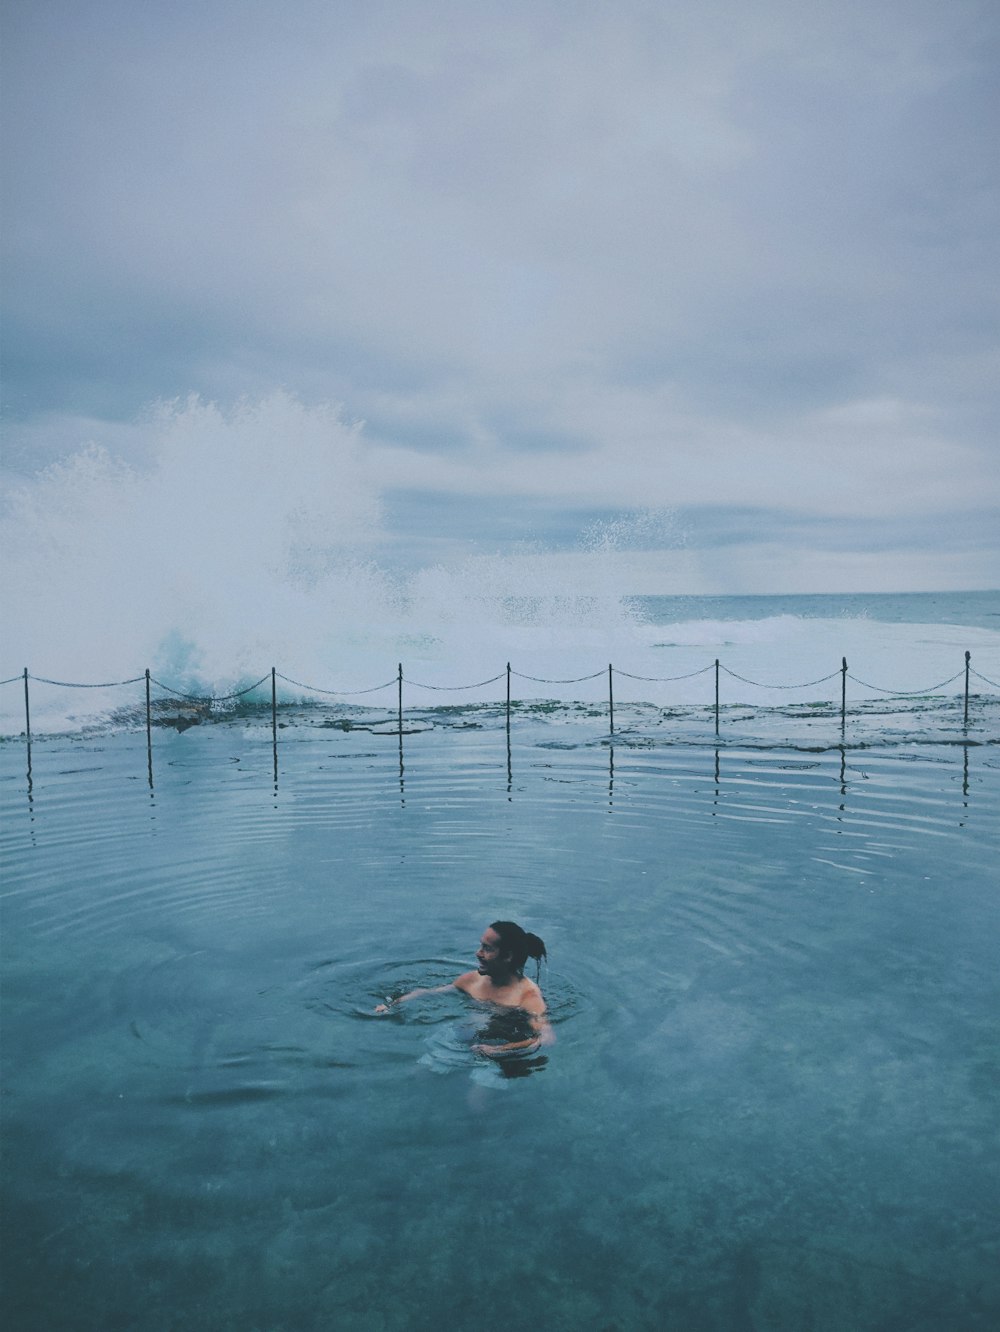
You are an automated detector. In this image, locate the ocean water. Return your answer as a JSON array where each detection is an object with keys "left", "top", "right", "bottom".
[
  {"left": 2, "top": 396, "right": 997, "bottom": 734},
  {"left": 2, "top": 596, "right": 999, "bottom": 1329},
  {"left": 4, "top": 589, "right": 999, "bottom": 738}
]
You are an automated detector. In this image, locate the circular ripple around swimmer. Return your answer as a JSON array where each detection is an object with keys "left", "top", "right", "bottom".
[
  {"left": 291, "top": 955, "right": 588, "bottom": 1039},
  {"left": 108, "top": 948, "right": 247, "bottom": 1073},
  {"left": 299, "top": 956, "right": 466, "bottom": 1023},
  {"left": 22, "top": 847, "right": 281, "bottom": 946},
  {"left": 111, "top": 949, "right": 378, "bottom": 1098}
]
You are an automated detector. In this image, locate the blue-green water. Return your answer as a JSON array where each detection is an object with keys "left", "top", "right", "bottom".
[{"left": 2, "top": 706, "right": 998, "bottom": 1330}]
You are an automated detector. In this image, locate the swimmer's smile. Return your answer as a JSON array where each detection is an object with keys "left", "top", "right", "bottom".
[{"left": 475, "top": 933, "right": 502, "bottom": 975}]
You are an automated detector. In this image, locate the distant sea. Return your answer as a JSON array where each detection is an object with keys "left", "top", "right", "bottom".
[
  {"left": 634, "top": 590, "right": 999, "bottom": 631},
  {"left": 2, "top": 587, "right": 998, "bottom": 736}
]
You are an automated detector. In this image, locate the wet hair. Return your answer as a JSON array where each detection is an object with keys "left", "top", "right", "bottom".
[{"left": 489, "top": 920, "right": 547, "bottom": 978}]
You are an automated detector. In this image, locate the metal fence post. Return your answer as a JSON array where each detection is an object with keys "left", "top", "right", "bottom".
[
  {"left": 145, "top": 668, "right": 152, "bottom": 745},
  {"left": 23, "top": 668, "right": 31, "bottom": 743},
  {"left": 964, "top": 651, "right": 971, "bottom": 726},
  {"left": 714, "top": 659, "right": 720, "bottom": 736},
  {"left": 841, "top": 657, "right": 848, "bottom": 729},
  {"left": 609, "top": 664, "right": 614, "bottom": 734},
  {"left": 271, "top": 667, "right": 278, "bottom": 786},
  {"left": 145, "top": 668, "right": 153, "bottom": 787}
]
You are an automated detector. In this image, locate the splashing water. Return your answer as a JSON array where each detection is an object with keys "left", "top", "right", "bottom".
[
  {"left": 1, "top": 394, "right": 658, "bottom": 730},
  {"left": 2, "top": 394, "right": 998, "bottom": 734}
]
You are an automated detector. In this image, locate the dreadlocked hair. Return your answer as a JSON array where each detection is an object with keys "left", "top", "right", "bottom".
[{"left": 489, "top": 920, "right": 547, "bottom": 978}]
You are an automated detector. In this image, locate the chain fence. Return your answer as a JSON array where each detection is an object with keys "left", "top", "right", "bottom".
[{"left": 4, "top": 652, "right": 998, "bottom": 746}]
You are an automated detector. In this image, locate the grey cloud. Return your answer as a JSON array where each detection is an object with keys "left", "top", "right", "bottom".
[{"left": 2, "top": 0, "right": 997, "bottom": 588}]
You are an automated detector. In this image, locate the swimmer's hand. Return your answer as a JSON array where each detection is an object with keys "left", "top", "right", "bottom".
[
  {"left": 374, "top": 983, "right": 456, "bottom": 1014},
  {"left": 472, "top": 1039, "right": 540, "bottom": 1058}
]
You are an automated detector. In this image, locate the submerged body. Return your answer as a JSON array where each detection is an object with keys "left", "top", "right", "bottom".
[{"left": 375, "top": 921, "right": 553, "bottom": 1056}]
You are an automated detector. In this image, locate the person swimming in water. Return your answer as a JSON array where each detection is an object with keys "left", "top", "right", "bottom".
[{"left": 375, "top": 920, "right": 553, "bottom": 1056}]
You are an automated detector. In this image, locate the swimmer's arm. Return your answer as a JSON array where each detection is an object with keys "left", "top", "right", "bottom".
[
  {"left": 373, "top": 981, "right": 458, "bottom": 1014},
  {"left": 532, "top": 1012, "right": 556, "bottom": 1048},
  {"left": 473, "top": 1005, "right": 555, "bottom": 1057}
]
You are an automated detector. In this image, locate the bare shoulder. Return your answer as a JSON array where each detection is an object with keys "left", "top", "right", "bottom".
[
  {"left": 453, "top": 971, "right": 478, "bottom": 993},
  {"left": 518, "top": 977, "right": 546, "bottom": 1014}
]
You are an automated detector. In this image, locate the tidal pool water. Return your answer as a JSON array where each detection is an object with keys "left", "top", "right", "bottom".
[{"left": 2, "top": 708, "right": 998, "bottom": 1331}]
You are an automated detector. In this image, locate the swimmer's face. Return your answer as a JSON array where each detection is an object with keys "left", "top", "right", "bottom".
[{"left": 476, "top": 928, "right": 508, "bottom": 976}]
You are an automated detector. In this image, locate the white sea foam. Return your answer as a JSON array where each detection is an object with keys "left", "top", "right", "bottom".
[{"left": 2, "top": 395, "right": 997, "bottom": 733}]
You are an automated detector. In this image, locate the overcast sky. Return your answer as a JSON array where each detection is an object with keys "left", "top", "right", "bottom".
[{"left": 3, "top": 0, "right": 998, "bottom": 593}]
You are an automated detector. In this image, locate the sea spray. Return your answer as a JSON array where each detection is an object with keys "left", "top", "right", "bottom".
[
  {"left": 2, "top": 395, "right": 998, "bottom": 734},
  {"left": 2, "top": 396, "right": 387, "bottom": 715},
  {"left": 1, "top": 394, "right": 652, "bottom": 730}
]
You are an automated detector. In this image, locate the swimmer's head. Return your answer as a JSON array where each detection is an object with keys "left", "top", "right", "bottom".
[{"left": 488, "top": 920, "right": 547, "bottom": 977}]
